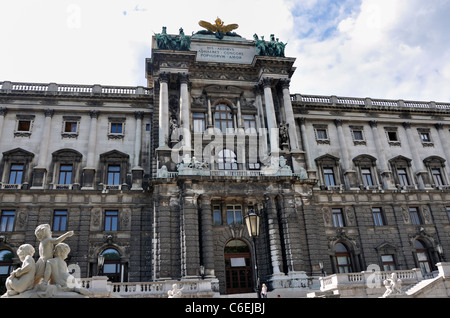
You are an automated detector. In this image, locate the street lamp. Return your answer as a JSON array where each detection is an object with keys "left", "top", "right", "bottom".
[
  {"left": 244, "top": 209, "right": 261, "bottom": 298},
  {"left": 97, "top": 254, "right": 105, "bottom": 275}
]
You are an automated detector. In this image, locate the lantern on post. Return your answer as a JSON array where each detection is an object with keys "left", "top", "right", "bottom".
[{"left": 244, "top": 209, "right": 261, "bottom": 298}]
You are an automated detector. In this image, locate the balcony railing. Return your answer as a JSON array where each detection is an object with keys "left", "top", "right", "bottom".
[
  {"left": 0, "top": 81, "right": 152, "bottom": 97},
  {"left": 292, "top": 94, "right": 450, "bottom": 111}
]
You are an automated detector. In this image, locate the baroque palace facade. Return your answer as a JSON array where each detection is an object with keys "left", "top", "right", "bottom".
[{"left": 0, "top": 20, "right": 449, "bottom": 295}]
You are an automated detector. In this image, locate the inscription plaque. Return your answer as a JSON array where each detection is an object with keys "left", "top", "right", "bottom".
[{"left": 191, "top": 42, "right": 256, "bottom": 64}]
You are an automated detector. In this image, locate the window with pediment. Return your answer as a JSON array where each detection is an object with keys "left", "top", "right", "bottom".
[
  {"left": 50, "top": 149, "right": 82, "bottom": 189},
  {"left": 99, "top": 150, "right": 129, "bottom": 190},
  {"left": 0, "top": 148, "right": 34, "bottom": 189}
]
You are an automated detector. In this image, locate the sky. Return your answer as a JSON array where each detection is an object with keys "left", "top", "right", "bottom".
[{"left": 1, "top": 0, "right": 450, "bottom": 102}]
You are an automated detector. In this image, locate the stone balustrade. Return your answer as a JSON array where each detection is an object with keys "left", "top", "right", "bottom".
[
  {"left": 76, "top": 277, "right": 218, "bottom": 298},
  {"left": 0, "top": 81, "right": 151, "bottom": 96},
  {"left": 292, "top": 93, "right": 450, "bottom": 111}
]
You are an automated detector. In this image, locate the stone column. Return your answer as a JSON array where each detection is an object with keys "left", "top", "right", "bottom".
[
  {"left": 199, "top": 195, "right": 215, "bottom": 278},
  {"left": 180, "top": 191, "right": 200, "bottom": 278},
  {"left": 265, "top": 195, "right": 283, "bottom": 276},
  {"left": 279, "top": 79, "right": 299, "bottom": 150},
  {"left": 278, "top": 194, "right": 304, "bottom": 273},
  {"left": 82, "top": 110, "right": 99, "bottom": 189},
  {"left": 403, "top": 122, "right": 427, "bottom": 189},
  {"left": 158, "top": 72, "right": 170, "bottom": 148},
  {"left": 334, "top": 119, "right": 357, "bottom": 189},
  {"left": 32, "top": 109, "right": 54, "bottom": 188},
  {"left": 0, "top": 107, "right": 7, "bottom": 140},
  {"left": 369, "top": 120, "right": 394, "bottom": 189},
  {"left": 132, "top": 111, "right": 144, "bottom": 190},
  {"left": 155, "top": 195, "right": 173, "bottom": 280},
  {"left": 254, "top": 85, "right": 268, "bottom": 158},
  {"left": 261, "top": 78, "right": 279, "bottom": 155},
  {"left": 179, "top": 73, "right": 191, "bottom": 150},
  {"left": 435, "top": 123, "right": 450, "bottom": 164},
  {"left": 298, "top": 118, "right": 316, "bottom": 179}
]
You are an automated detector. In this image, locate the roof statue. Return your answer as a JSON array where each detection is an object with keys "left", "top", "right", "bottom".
[
  {"left": 198, "top": 17, "right": 240, "bottom": 39},
  {"left": 155, "top": 27, "right": 191, "bottom": 51}
]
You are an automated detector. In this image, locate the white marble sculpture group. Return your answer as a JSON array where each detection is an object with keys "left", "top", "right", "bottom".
[{"left": 2, "top": 224, "right": 90, "bottom": 298}]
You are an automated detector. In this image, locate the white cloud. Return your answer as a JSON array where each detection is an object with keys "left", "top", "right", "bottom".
[
  {"left": 293, "top": 0, "right": 450, "bottom": 102},
  {"left": 2, "top": 0, "right": 450, "bottom": 102}
]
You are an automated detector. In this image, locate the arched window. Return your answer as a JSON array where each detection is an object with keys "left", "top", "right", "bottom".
[
  {"left": 218, "top": 149, "right": 238, "bottom": 170},
  {"left": 414, "top": 240, "right": 432, "bottom": 275},
  {"left": 214, "top": 104, "right": 234, "bottom": 132},
  {"left": 0, "top": 249, "right": 14, "bottom": 294},
  {"left": 101, "top": 248, "right": 121, "bottom": 282},
  {"left": 333, "top": 243, "right": 352, "bottom": 273}
]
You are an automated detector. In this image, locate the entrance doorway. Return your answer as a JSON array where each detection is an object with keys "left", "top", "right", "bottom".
[{"left": 224, "top": 239, "right": 254, "bottom": 294}]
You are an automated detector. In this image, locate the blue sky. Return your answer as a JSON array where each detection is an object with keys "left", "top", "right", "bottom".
[{"left": 1, "top": 0, "right": 450, "bottom": 102}]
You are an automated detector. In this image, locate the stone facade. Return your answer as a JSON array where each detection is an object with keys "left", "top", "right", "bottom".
[{"left": 0, "top": 26, "right": 449, "bottom": 296}]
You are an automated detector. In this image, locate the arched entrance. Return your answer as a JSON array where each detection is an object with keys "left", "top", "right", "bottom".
[{"left": 224, "top": 239, "right": 253, "bottom": 294}]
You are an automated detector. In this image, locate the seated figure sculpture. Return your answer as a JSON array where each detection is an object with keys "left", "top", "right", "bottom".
[
  {"left": 39, "top": 242, "right": 90, "bottom": 296},
  {"left": 3, "top": 244, "right": 36, "bottom": 297}
]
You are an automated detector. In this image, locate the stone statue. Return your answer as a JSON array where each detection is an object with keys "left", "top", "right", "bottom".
[
  {"left": 381, "top": 273, "right": 403, "bottom": 298},
  {"left": 34, "top": 224, "right": 74, "bottom": 285},
  {"left": 155, "top": 26, "right": 191, "bottom": 51},
  {"left": 279, "top": 123, "right": 289, "bottom": 145},
  {"left": 39, "top": 243, "right": 90, "bottom": 297},
  {"left": 168, "top": 283, "right": 183, "bottom": 298},
  {"left": 198, "top": 17, "right": 239, "bottom": 39},
  {"left": 254, "top": 33, "right": 287, "bottom": 57},
  {"left": 3, "top": 244, "right": 36, "bottom": 297},
  {"left": 2, "top": 225, "right": 90, "bottom": 298}
]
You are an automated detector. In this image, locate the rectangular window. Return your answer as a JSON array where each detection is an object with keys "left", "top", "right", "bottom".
[
  {"left": 58, "top": 165, "right": 73, "bottom": 185},
  {"left": 316, "top": 129, "right": 328, "bottom": 140},
  {"left": 432, "top": 168, "right": 444, "bottom": 186},
  {"left": 107, "top": 165, "right": 120, "bottom": 185},
  {"left": 213, "top": 205, "right": 222, "bottom": 226},
  {"left": 8, "top": 164, "right": 24, "bottom": 184},
  {"left": 0, "top": 211, "right": 15, "bottom": 232},
  {"left": 226, "top": 205, "right": 243, "bottom": 225},
  {"left": 53, "top": 210, "right": 67, "bottom": 232},
  {"left": 381, "top": 255, "right": 396, "bottom": 271},
  {"left": 323, "top": 168, "right": 336, "bottom": 186},
  {"left": 110, "top": 123, "right": 123, "bottom": 134},
  {"left": 409, "top": 207, "right": 422, "bottom": 225},
  {"left": 193, "top": 113, "right": 205, "bottom": 133},
  {"left": 420, "top": 132, "right": 431, "bottom": 142},
  {"left": 352, "top": 130, "right": 364, "bottom": 141},
  {"left": 372, "top": 207, "right": 385, "bottom": 226},
  {"left": 387, "top": 131, "right": 398, "bottom": 141},
  {"left": 361, "top": 168, "right": 374, "bottom": 186},
  {"left": 105, "top": 210, "right": 118, "bottom": 231},
  {"left": 64, "top": 121, "right": 78, "bottom": 133},
  {"left": 397, "top": 168, "right": 409, "bottom": 186},
  {"left": 332, "top": 208, "right": 345, "bottom": 227},
  {"left": 243, "top": 115, "right": 257, "bottom": 133},
  {"left": 17, "top": 120, "right": 31, "bottom": 132}
]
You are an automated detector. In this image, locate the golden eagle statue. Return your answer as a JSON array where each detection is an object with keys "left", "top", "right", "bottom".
[{"left": 198, "top": 18, "right": 239, "bottom": 39}]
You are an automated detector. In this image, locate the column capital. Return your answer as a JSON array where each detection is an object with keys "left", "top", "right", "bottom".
[
  {"left": 90, "top": 110, "right": 99, "bottom": 119},
  {"left": 435, "top": 123, "right": 444, "bottom": 130},
  {"left": 0, "top": 107, "right": 7, "bottom": 116},
  {"left": 254, "top": 84, "right": 264, "bottom": 95},
  {"left": 402, "top": 122, "right": 412, "bottom": 129},
  {"left": 158, "top": 72, "right": 170, "bottom": 83},
  {"left": 134, "top": 111, "right": 144, "bottom": 120},
  {"left": 279, "top": 78, "right": 291, "bottom": 90},
  {"left": 334, "top": 119, "right": 343, "bottom": 127},
  {"left": 178, "top": 72, "right": 190, "bottom": 85},
  {"left": 44, "top": 108, "right": 54, "bottom": 118},
  {"left": 260, "top": 77, "right": 274, "bottom": 88},
  {"left": 369, "top": 120, "right": 378, "bottom": 128}
]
